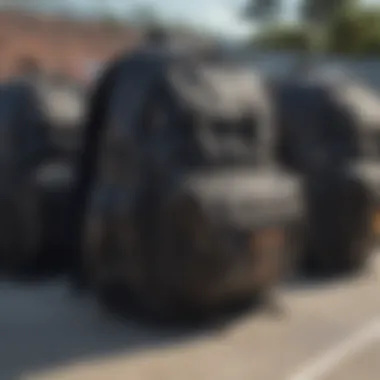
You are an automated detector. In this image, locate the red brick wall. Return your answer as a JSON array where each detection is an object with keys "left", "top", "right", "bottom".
[{"left": 0, "top": 10, "right": 143, "bottom": 83}]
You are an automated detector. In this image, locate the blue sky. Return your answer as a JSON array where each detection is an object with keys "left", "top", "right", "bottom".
[
  {"left": 35, "top": 0, "right": 298, "bottom": 39},
  {"left": 9, "top": 0, "right": 380, "bottom": 39}
]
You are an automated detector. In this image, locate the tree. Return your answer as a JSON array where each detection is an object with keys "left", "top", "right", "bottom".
[
  {"left": 242, "top": 0, "right": 282, "bottom": 23},
  {"left": 299, "top": 0, "right": 359, "bottom": 52},
  {"left": 327, "top": 6, "right": 380, "bottom": 55},
  {"left": 245, "top": 0, "right": 380, "bottom": 56},
  {"left": 300, "top": 0, "right": 357, "bottom": 25},
  {"left": 252, "top": 24, "right": 311, "bottom": 51}
]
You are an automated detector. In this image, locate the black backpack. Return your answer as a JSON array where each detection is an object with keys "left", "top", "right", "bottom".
[
  {"left": 74, "top": 48, "right": 303, "bottom": 318},
  {"left": 0, "top": 81, "right": 50, "bottom": 272}
]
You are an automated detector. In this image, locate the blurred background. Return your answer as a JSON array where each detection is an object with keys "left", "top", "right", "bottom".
[
  {"left": 2, "top": 0, "right": 380, "bottom": 87},
  {"left": 1, "top": 2, "right": 380, "bottom": 380}
]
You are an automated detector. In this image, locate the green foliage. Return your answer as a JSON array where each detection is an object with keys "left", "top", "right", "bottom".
[
  {"left": 300, "top": 0, "right": 358, "bottom": 25},
  {"left": 252, "top": 24, "right": 311, "bottom": 51},
  {"left": 246, "top": 0, "right": 380, "bottom": 56},
  {"left": 326, "top": 6, "right": 380, "bottom": 54}
]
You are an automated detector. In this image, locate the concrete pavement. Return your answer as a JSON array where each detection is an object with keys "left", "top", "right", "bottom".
[{"left": 0, "top": 254, "right": 379, "bottom": 380}]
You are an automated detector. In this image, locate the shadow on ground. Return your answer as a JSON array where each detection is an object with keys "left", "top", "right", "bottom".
[
  {"left": 0, "top": 275, "right": 264, "bottom": 380},
  {"left": 2, "top": 252, "right": 377, "bottom": 380},
  {"left": 0, "top": 278, "right": 226, "bottom": 380},
  {"left": 281, "top": 257, "right": 376, "bottom": 292}
]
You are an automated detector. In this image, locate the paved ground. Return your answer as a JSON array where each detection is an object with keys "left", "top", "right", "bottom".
[{"left": 1, "top": 254, "right": 380, "bottom": 380}]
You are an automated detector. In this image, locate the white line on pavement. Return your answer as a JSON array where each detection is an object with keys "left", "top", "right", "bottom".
[{"left": 287, "top": 318, "right": 380, "bottom": 380}]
